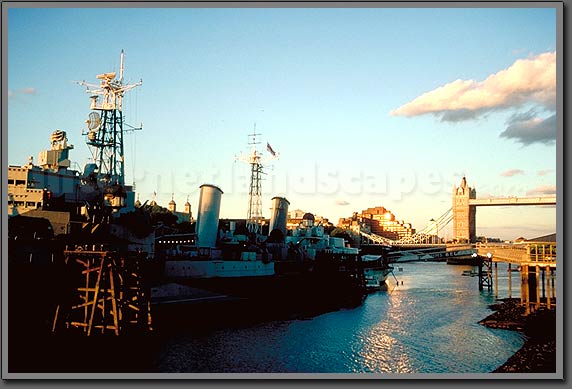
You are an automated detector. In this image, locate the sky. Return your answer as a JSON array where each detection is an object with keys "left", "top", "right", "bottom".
[{"left": 6, "top": 5, "right": 559, "bottom": 241}]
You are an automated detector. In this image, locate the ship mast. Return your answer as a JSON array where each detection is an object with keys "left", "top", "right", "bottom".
[
  {"left": 246, "top": 128, "right": 263, "bottom": 234},
  {"left": 238, "top": 125, "right": 278, "bottom": 235},
  {"left": 79, "top": 50, "right": 142, "bottom": 209}
]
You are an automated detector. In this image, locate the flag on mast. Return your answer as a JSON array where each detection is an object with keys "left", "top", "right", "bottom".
[{"left": 266, "top": 142, "right": 276, "bottom": 156}]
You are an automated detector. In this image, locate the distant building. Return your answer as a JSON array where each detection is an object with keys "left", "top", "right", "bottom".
[
  {"left": 153, "top": 194, "right": 193, "bottom": 224},
  {"left": 168, "top": 195, "right": 193, "bottom": 223},
  {"left": 149, "top": 192, "right": 157, "bottom": 207},
  {"left": 168, "top": 194, "right": 176, "bottom": 213},
  {"left": 135, "top": 192, "right": 193, "bottom": 224},
  {"left": 287, "top": 209, "right": 333, "bottom": 230},
  {"left": 338, "top": 206, "right": 415, "bottom": 241},
  {"left": 184, "top": 197, "right": 192, "bottom": 217}
]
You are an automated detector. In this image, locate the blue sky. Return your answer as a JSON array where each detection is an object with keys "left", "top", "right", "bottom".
[{"left": 7, "top": 6, "right": 558, "bottom": 240}]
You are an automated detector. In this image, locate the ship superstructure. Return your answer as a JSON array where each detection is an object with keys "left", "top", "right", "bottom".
[{"left": 7, "top": 130, "right": 81, "bottom": 219}]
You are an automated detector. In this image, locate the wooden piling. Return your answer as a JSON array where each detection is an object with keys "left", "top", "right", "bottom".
[
  {"left": 478, "top": 261, "right": 483, "bottom": 291},
  {"left": 522, "top": 264, "right": 530, "bottom": 315},
  {"left": 551, "top": 268, "right": 556, "bottom": 299},
  {"left": 477, "top": 256, "right": 493, "bottom": 291},
  {"left": 547, "top": 267, "right": 553, "bottom": 308},
  {"left": 535, "top": 265, "right": 540, "bottom": 309},
  {"left": 541, "top": 267, "right": 546, "bottom": 300},
  {"left": 52, "top": 249, "right": 151, "bottom": 336},
  {"left": 494, "top": 262, "right": 498, "bottom": 299},
  {"left": 507, "top": 263, "right": 512, "bottom": 299},
  {"left": 520, "top": 265, "right": 525, "bottom": 304}
]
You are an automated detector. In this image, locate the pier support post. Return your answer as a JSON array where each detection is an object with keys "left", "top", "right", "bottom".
[
  {"left": 546, "top": 267, "right": 552, "bottom": 309},
  {"left": 541, "top": 267, "right": 546, "bottom": 300},
  {"left": 551, "top": 268, "right": 556, "bottom": 299},
  {"left": 521, "top": 264, "right": 530, "bottom": 315},
  {"left": 494, "top": 262, "right": 498, "bottom": 299},
  {"left": 535, "top": 265, "right": 541, "bottom": 309},
  {"left": 508, "top": 263, "right": 512, "bottom": 299},
  {"left": 478, "top": 259, "right": 483, "bottom": 291},
  {"left": 520, "top": 265, "right": 525, "bottom": 304},
  {"left": 477, "top": 254, "right": 493, "bottom": 292}
]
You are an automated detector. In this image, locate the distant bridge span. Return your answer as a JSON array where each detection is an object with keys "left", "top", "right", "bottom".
[{"left": 469, "top": 196, "right": 556, "bottom": 207}]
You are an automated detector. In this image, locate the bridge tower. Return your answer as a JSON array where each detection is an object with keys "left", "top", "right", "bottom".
[{"left": 453, "top": 176, "right": 476, "bottom": 243}]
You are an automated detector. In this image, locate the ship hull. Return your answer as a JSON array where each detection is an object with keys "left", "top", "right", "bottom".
[{"left": 151, "top": 256, "right": 367, "bottom": 329}]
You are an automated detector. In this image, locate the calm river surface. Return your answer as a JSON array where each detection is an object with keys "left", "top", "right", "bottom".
[{"left": 151, "top": 261, "right": 525, "bottom": 374}]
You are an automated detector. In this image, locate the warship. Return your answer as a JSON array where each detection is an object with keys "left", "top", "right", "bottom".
[
  {"left": 150, "top": 131, "right": 368, "bottom": 327},
  {"left": 8, "top": 51, "right": 369, "bottom": 341}
]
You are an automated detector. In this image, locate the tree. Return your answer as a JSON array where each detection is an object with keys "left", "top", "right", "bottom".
[
  {"left": 329, "top": 227, "right": 353, "bottom": 242},
  {"left": 141, "top": 203, "right": 178, "bottom": 227}
]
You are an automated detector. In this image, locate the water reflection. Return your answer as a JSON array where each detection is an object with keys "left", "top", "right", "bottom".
[
  {"left": 357, "top": 322, "right": 412, "bottom": 373},
  {"left": 155, "top": 262, "right": 526, "bottom": 373}
]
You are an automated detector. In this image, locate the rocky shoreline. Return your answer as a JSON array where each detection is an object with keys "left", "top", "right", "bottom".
[{"left": 479, "top": 298, "right": 556, "bottom": 373}]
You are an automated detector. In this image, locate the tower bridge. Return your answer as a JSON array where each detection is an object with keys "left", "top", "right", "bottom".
[
  {"left": 453, "top": 176, "right": 556, "bottom": 243},
  {"left": 356, "top": 176, "right": 556, "bottom": 315},
  {"left": 358, "top": 176, "right": 556, "bottom": 246}
]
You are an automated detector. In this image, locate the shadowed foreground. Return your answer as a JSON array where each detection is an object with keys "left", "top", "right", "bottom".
[{"left": 479, "top": 298, "right": 556, "bottom": 373}]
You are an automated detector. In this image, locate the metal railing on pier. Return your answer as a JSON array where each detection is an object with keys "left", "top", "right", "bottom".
[{"left": 476, "top": 242, "right": 556, "bottom": 265}]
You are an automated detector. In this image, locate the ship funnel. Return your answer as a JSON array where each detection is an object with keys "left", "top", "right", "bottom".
[
  {"left": 268, "top": 196, "right": 290, "bottom": 237},
  {"left": 196, "top": 184, "right": 223, "bottom": 248}
]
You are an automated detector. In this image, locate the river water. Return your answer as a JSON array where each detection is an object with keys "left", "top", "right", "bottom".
[{"left": 150, "top": 261, "right": 526, "bottom": 374}]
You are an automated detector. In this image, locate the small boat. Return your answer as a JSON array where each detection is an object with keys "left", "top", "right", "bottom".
[{"left": 461, "top": 270, "right": 478, "bottom": 277}]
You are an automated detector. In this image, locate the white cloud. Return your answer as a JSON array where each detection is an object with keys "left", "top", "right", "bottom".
[
  {"left": 8, "top": 87, "right": 38, "bottom": 99},
  {"left": 526, "top": 185, "right": 556, "bottom": 196},
  {"left": 390, "top": 51, "right": 556, "bottom": 121},
  {"left": 20, "top": 87, "right": 37, "bottom": 95},
  {"left": 500, "top": 169, "right": 524, "bottom": 177},
  {"left": 537, "top": 169, "right": 554, "bottom": 176},
  {"left": 335, "top": 200, "right": 350, "bottom": 206}
]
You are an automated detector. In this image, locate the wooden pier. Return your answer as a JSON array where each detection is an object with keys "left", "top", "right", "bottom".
[{"left": 475, "top": 242, "right": 556, "bottom": 315}]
